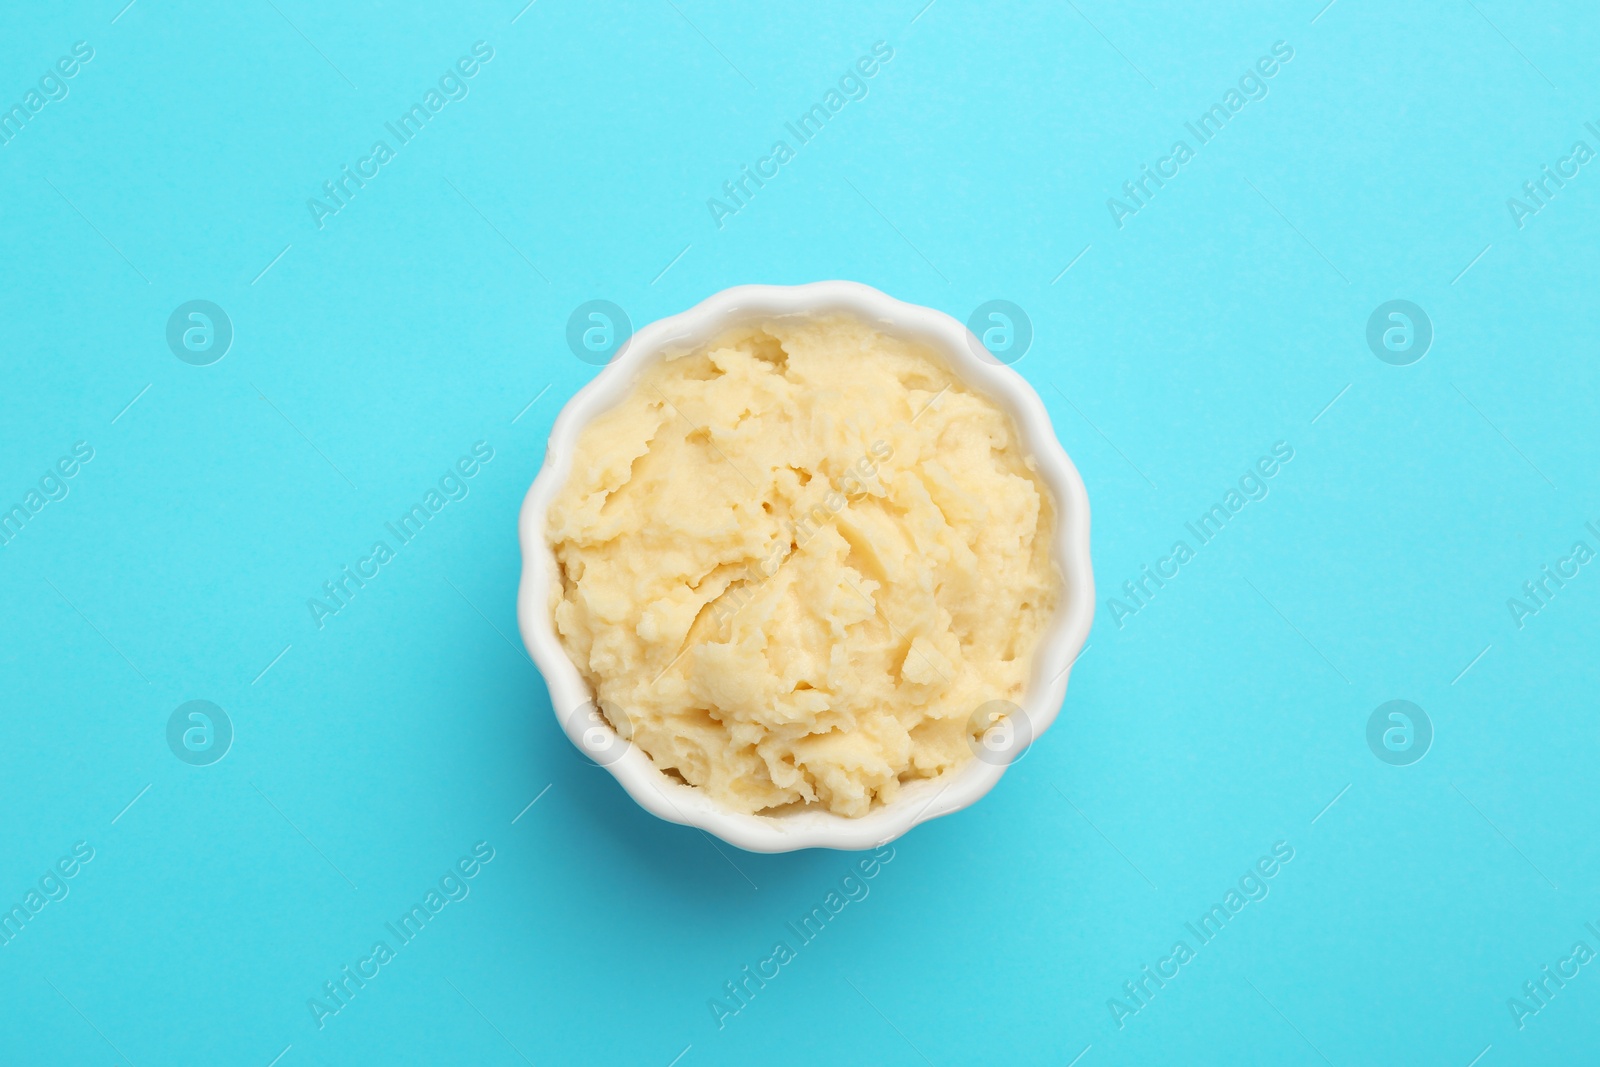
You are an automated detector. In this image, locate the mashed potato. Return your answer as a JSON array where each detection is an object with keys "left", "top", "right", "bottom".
[{"left": 547, "top": 315, "right": 1058, "bottom": 817}]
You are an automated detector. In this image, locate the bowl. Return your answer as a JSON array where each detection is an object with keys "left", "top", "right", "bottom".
[{"left": 516, "top": 281, "right": 1093, "bottom": 852}]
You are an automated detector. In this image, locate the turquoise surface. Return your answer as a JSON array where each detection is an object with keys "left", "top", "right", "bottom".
[{"left": 2, "top": 1, "right": 1597, "bottom": 1064}]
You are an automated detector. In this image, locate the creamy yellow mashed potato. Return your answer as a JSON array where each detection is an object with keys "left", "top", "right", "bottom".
[{"left": 547, "top": 315, "right": 1058, "bottom": 817}]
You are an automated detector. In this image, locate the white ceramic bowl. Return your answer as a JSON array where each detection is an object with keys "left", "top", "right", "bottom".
[{"left": 516, "top": 282, "right": 1093, "bottom": 852}]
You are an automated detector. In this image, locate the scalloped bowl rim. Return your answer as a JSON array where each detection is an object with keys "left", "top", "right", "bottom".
[{"left": 516, "top": 281, "right": 1093, "bottom": 852}]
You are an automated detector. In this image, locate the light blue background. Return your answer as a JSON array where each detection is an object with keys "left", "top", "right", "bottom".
[{"left": 2, "top": 1, "right": 1597, "bottom": 1064}]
